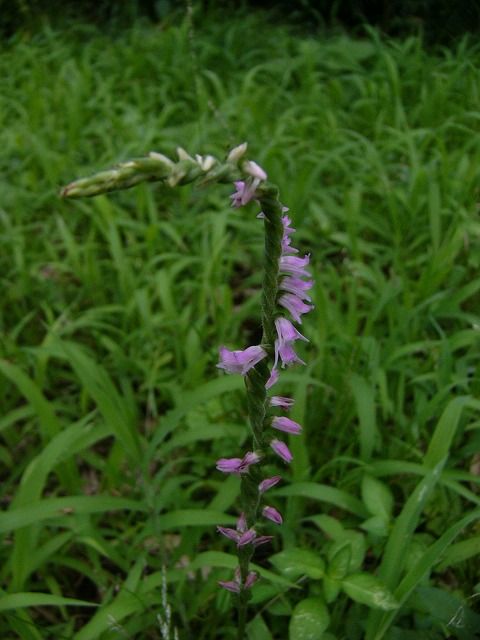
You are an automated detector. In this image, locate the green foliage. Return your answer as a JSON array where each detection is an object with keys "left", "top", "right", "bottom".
[{"left": 1, "top": 8, "right": 480, "bottom": 639}]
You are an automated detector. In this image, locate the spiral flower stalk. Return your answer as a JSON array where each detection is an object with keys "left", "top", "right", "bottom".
[{"left": 60, "top": 143, "right": 313, "bottom": 640}]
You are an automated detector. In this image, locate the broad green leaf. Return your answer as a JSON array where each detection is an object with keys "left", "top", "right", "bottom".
[
  {"left": 423, "top": 396, "right": 469, "bottom": 469},
  {"left": 360, "top": 515, "right": 389, "bottom": 537},
  {"left": 376, "top": 458, "right": 446, "bottom": 589},
  {"left": 274, "top": 483, "right": 367, "bottom": 518},
  {"left": 0, "top": 592, "right": 96, "bottom": 612},
  {"left": 436, "top": 535, "right": 480, "bottom": 570},
  {"left": 39, "top": 338, "right": 142, "bottom": 461},
  {"left": 0, "top": 359, "right": 61, "bottom": 442},
  {"left": 361, "top": 475, "right": 393, "bottom": 520},
  {"left": 323, "top": 576, "right": 340, "bottom": 604},
  {"left": 289, "top": 597, "right": 330, "bottom": 640},
  {"left": 350, "top": 373, "right": 377, "bottom": 461},
  {"left": 370, "top": 508, "right": 480, "bottom": 640},
  {"left": 328, "top": 542, "right": 351, "bottom": 581},
  {"left": 270, "top": 548, "right": 325, "bottom": 580},
  {"left": 308, "top": 516, "right": 367, "bottom": 572},
  {"left": 0, "top": 496, "right": 146, "bottom": 534},
  {"left": 247, "top": 614, "right": 274, "bottom": 640},
  {"left": 155, "top": 509, "right": 235, "bottom": 530},
  {"left": 341, "top": 573, "right": 398, "bottom": 611}
]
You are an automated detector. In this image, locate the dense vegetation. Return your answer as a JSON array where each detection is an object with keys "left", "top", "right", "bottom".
[{"left": 1, "top": 8, "right": 480, "bottom": 639}]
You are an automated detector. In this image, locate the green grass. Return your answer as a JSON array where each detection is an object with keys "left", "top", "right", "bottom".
[{"left": 1, "top": 7, "right": 480, "bottom": 639}]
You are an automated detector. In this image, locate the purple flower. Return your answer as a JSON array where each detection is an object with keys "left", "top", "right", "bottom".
[
  {"left": 230, "top": 161, "right": 267, "bottom": 208},
  {"left": 230, "top": 181, "right": 250, "bottom": 208},
  {"left": 280, "top": 276, "right": 313, "bottom": 301},
  {"left": 236, "top": 512, "right": 247, "bottom": 532},
  {"left": 265, "top": 367, "right": 279, "bottom": 389},
  {"left": 272, "top": 416, "right": 302, "bottom": 435},
  {"left": 217, "top": 516, "right": 257, "bottom": 547},
  {"left": 217, "top": 345, "right": 267, "bottom": 375},
  {"left": 279, "top": 254, "right": 311, "bottom": 278},
  {"left": 282, "top": 234, "right": 299, "bottom": 255},
  {"left": 244, "top": 571, "right": 258, "bottom": 589},
  {"left": 216, "top": 451, "right": 261, "bottom": 474},
  {"left": 253, "top": 535, "right": 274, "bottom": 546},
  {"left": 238, "top": 528, "right": 257, "bottom": 546},
  {"left": 218, "top": 579, "right": 241, "bottom": 593},
  {"left": 262, "top": 506, "right": 283, "bottom": 525},
  {"left": 270, "top": 439, "right": 293, "bottom": 463},
  {"left": 270, "top": 395, "right": 295, "bottom": 409},
  {"left": 282, "top": 214, "right": 296, "bottom": 236},
  {"left": 218, "top": 568, "right": 258, "bottom": 593},
  {"left": 278, "top": 293, "right": 314, "bottom": 324},
  {"left": 274, "top": 317, "right": 308, "bottom": 368},
  {"left": 217, "top": 526, "right": 240, "bottom": 542},
  {"left": 258, "top": 476, "right": 282, "bottom": 493}
]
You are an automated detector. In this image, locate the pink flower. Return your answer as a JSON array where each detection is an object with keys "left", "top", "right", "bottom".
[
  {"left": 265, "top": 367, "right": 279, "bottom": 389},
  {"left": 217, "top": 345, "right": 267, "bottom": 375},
  {"left": 217, "top": 526, "right": 240, "bottom": 542},
  {"left": 280, "top": 276, "right": 313, "bottom": 301},
  {"left": 219, "top": 568, "right": 258, "bottom": 593},
  {"left": 279, "top": 254, "right": 311, "bottom": 277},
  {"left": 230, "top": 181, "right": 256, "bottom": 207},
  {"left": 244, "top": 160, "right": 267, "bottom": 181},
  {"left": 238, "top": 528, "right": 257, "bottom": 546},
  {"left": 270, "top": 439, "right": 293, "bottom": 463},
  {"left": 216, "top": 451, "right": 261, "bottom": 474},
  {"left": 274, "top": 317, "right": 308, "bottom": 368},
  {"left": 258, "top": 476, "right": 282, "bottom": 493},
  {"left": 236, "top": 512, "right": 247, "bottom": 532},
  {"left": 272, "top": 416, "right": 302, "bottom": 435},
  {"left": 270, "top": 396, "right": 295, "bottom": 409},
  {"left": 253, "top": 535, "right": 274, "bottom": 546},
  {"left": 218, "top": 579, "right": 241, "bottom": 593},
  {"left": 262, "top": 506, "right": 283, "bottom": 524},
  {"left": 244, "top": 571, "right": 258, "bottom": 588},
  {"left": 230, "top": 161, "right": 267, "bottom": 208},
  {"left": 278, "top": 293, "right": 314, "bottom": 324}
]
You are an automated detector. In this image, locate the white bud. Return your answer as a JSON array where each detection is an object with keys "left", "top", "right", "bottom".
[
  {"left": 177, "top": 147, "right": 194, "bottom": 162},
  {"left": 149, "top": 151, "right": 174, "bottom": 167},
  {"left": 202, "top": 155, "right": 216, "bottom": 171},
  {"left": 244, "top": 160, "right": 267, "bottom": 181},
  {"left": 227, "top": 142, "right": 248, "bottom": 163}
]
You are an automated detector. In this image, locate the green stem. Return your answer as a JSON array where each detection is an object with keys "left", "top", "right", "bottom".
[{"left": 237, "top": 187, "right": 283, "bottom": 639}]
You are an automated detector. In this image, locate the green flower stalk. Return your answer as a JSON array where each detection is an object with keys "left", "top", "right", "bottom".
[{"left": 61, "top": 143, "right": 313, "bottom": 639}]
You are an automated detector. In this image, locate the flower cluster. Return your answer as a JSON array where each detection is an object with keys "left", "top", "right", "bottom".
[{"left": 216, "top": 158, "right": 313, "bottom": 595}]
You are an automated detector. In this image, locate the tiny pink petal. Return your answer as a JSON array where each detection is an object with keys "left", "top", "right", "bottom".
[
  {"left": 278, "top": 293, "right": 314, "bottom": 324},
  {"left": 244, "top": 160, "right": 267, "bottom": 181},
  {"left": 236, "top": 512, "right": 247, "bottom": 532},
  {"left": 217, "top": 526, "right": 240, "bottom": 542},
  {"left": 237, "top": 528, "right": 257, "bottom": 547},
  {"left": 219, "top": 580, "right": 240, "bottom": 593},
  {"left": 270, "top": 439, "right": 293, "bottom": 463},
  {"left": 216, "top": 457, "right": 243, "bottom": 473},
  {"left": 272, "top": 416, "right": 302, "bottom": 435},
  {"left": 265, "top": 367, "right": 279, "bottom": 389},
  {"left": 258, "top": 476, "right": 282, "bottom": 493},
  {"left": 279, "top": 254, "right": 311, "bottom": 278},
  {"left": 245, "top": 571, "right": 259, "bottom": 589},
  {"left": 263, "top": 505, "right": 283, "bottom": 524},
  {"left": 275, "top": 317, "right": 308, "bottom": 343},
  {"left": 217, "top": 345, "right": 267, "bottom": 375},
  {"left": 270, "top": 395, "right": 295, "bottom": 409}
]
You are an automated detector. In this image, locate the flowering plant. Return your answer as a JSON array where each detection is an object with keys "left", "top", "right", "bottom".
[{"left": 61, "top": 143, "right": 313, "bottom": 638}]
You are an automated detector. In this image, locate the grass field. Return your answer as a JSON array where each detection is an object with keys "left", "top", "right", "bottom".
[{"left": 1, "top": 7, "right": 480, "bottom": 639}]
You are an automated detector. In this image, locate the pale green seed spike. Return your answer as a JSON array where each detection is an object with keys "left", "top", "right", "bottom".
[{"left": 60, "top": 147, "right": 242, "bottom": 199}]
